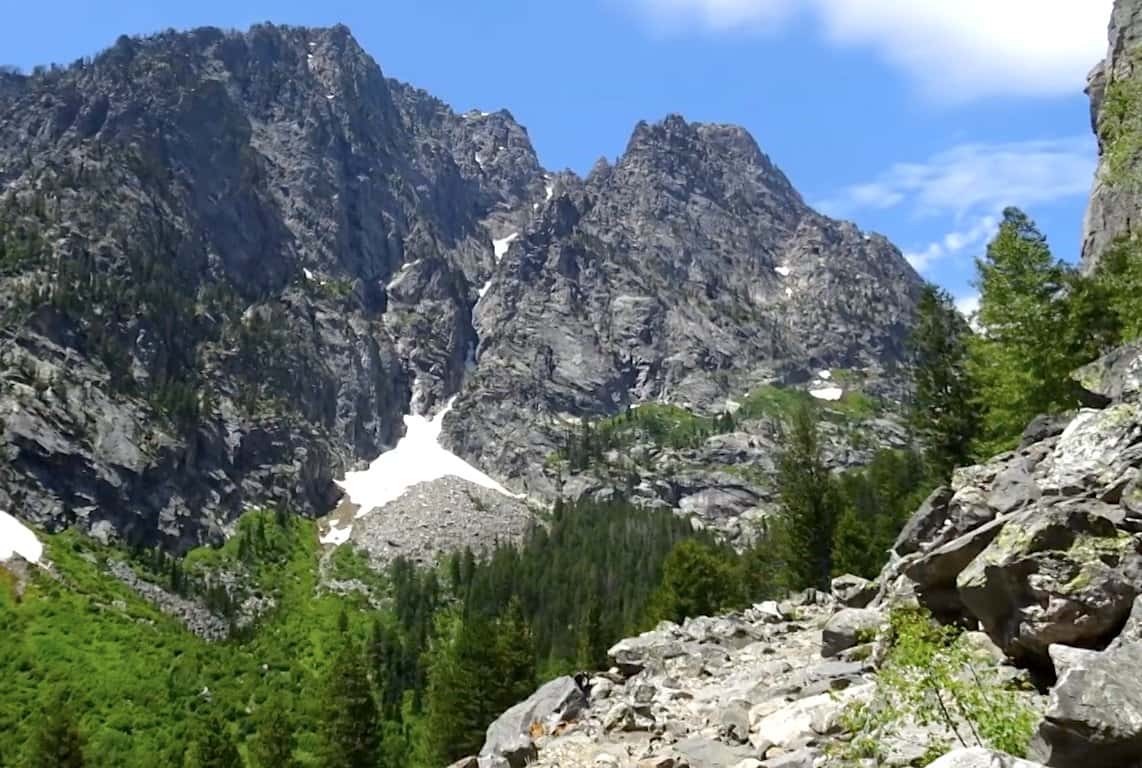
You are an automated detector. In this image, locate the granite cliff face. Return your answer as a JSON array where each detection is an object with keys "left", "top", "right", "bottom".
[
  {"left": 0, "top": 24, "right": 922, "bottom": 550},
  {"left": 1083, "top": 0, "right": 1142, "bottom": 270}
]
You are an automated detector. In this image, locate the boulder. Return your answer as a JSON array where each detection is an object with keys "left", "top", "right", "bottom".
[
  {"left": 1072, "top": 340, "right": 1142, "bottom": 405},
  {"left": 480, "top": 676, "right": 586, "bottom": 760},
  {"left": 925, "top": 747, "right": 1046, "bottom": 767},
  {"left": 447, "top": 759, "right": 480, "bottom": 768},
  {"left": 1020, "top": 412, "right": 1074, "bottom": 449},
  {"left": 821, "top": 609, "right": 884, "bottom": 657},
  {"left": 609, "top": 630, "right": 690, "bottom": 676},
  {"left": 893, "top": 486, "right": 954, "bottom": 555},
  {"left": 957, "top": 501, "right": 1142, "bottom": 665},
  {"left": 1031, "top": 595, "right": 1142, "bottom": 768},
  {"left": 721, "top": 700, "right": 751, "bottom": 744},
  {"left": 905, "top": 516, "right": 1009, "bottom": 592},
  {"left": 749, "top": 685, "right": 871, "bottom": 754},
  {"left": 831, "top": 574, "right": 877, "bottom": 608},
  {"left": 1038, "top": 404, "right": 1142, "bottom": 498}
]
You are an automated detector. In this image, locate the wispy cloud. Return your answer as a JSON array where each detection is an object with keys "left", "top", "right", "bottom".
[
  {"left": 904, "top": 215, "right": 998, "bottom": 274},
  {"left": 820, "top": 137, "right": 1097, "bottom": 221},
  {"left": 630, "top": 0, "right": 1112, "bottom": 100}
]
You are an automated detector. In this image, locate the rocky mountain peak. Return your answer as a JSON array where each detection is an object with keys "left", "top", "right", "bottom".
[{"left": 613, "top": 114, "right": 807, "bottom": 234}]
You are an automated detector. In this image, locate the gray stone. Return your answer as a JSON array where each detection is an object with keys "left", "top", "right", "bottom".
[
  {"left": 1032, "top": 595, "right": 1142, "bottom": 768},
  {"left": 925, "top": 747, "right": 1046, "bottom": 768},
  {"left": 721, "top": 700, "right": 751, "bottom": 744},
  {"left": 821, "top": 609, "right": 884, "bottom": 657},
  {"left": 831, "top": 574, "right": 877, "bottom": 608},
  {"left": 481, "top": 676, "right": 586, "bottom": 759},
  {"left": 893, "top": 486, "right": 954, "bottom": 555}
]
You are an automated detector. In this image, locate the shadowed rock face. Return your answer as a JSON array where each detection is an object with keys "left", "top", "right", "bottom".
[{"left": 0, "top": 24, "right": 922, "bottom": 549}]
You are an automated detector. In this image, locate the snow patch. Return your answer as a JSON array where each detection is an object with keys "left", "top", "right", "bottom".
[
  {"left": 320, "top": 522, "right": 352, "bottom": 546},
  {"left": 0, "top": 511, "right": 43, "bottom": 564},
  {"left": 785, "top": 287, "right": 793, "bottom": 297},
  {"left": 774, "top": 266, "right": 791, "bottom": 277},
  {"left": 474, "top": 152, "right": 485, "bottom": 169},
  {"left": 478, "top": 279, "right": 494, "bottom": 299},
  {"left": 303, "top": 268, "right": 315, "bottom": 281},
  {"left": 810, "top": 387, "right": 844, "bottom": 402},
  {"left": 338, "top": 398, "right": 522, "bottom": 518},
  {"left": 817, "top": 370, "right": 832, "bottom": 381},
  {"left": 544, "top": 182, "right": 554, "bottom": 201},
  {"left": 492, "top": 233, "right": 518, "bottom": 262}
]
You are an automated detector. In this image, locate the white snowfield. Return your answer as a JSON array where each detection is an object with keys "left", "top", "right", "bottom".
[
  {"left": 338, "top": 398, "right": 522, "bottom": 520},
  {"left": 810, "top": 386, "right": 844, "bottom": 401},
  {"left": 0, "top": 510, "right": 43, "bottom": 564},
  {"left": 774, "top": 266, "right": 791, "bottom": 277},
  {"left": 493, "top": 232, "right": 519, "bottom": 261}
]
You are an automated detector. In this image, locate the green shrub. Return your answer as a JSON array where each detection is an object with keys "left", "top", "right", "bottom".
[{"left": 836, "top": 609, "right": 1038, "bottom": 764}]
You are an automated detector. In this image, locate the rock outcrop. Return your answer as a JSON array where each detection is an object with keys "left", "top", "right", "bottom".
[
  {"left": 874, "top": 343, "right": 1142, "bottom": 668},
  {"left": 1083, "top": 0, "right": 1142, "bottom": 271}
]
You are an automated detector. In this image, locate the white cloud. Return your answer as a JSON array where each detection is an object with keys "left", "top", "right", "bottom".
[
  {"left": 821, "top": 137, "right": 1096, "bottom": 220},
  {"left": 632, "top": 0, "right": 1112, "bottom": 100},
  {"left": 904, "top": 214, "right": 998, "bottom": 275}
]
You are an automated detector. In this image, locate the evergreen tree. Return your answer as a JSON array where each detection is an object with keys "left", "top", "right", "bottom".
[
  {"left": 250, "top": 698, "right": 298, "bottom": 768},
  {"left": 493, "top": 598, "right": 537, "bottom": 708},
  {"left": 25, "top": 690, "right": 85, "bottom": 768},
  {"left": 182, "top": 712, "right": 242, "bottom": 768},
  {"left": 321, "top": 642, "right": 381, "bottom": 768},
  {"left": 908, "top": 285, "right": 978, "bottom": 480},
  {"left": 649, "top": 539, "right": 742, "bottom": 623},
  {"left": 968, "top": 208, "right": 1077, "bottom": 455},
  {"left": 419, "top": 610, "right": 499, "bottom": 766},
  {"left": 774, "top": 402, "right": 842, "bottom": 590}
]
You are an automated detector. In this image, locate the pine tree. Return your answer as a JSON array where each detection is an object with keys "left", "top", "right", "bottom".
[
  {"left": 908, "top": 284, "right": 978, "bottom": 480},
  {"left": 321, "top": 641, "right": 381, "bottom": 768},
  {"left": 774, "top": 402, "right": 842, "bottom": 590},
  {"left": 182, "top": 712, "right": 242, "bottom": 768},
  {"left": 25, "top": 690, "right": 86, "bottom": 768},
  {"left": 250, "top": 698, "right": 298, "bottom": 768},
  {"left": 968, "top": 208, "right": 1077, "bottom": 455}
]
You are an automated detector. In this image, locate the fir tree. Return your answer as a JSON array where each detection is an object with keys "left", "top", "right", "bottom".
[
  {"left": 774, "top": 402, "right": 842, "bottom": 590},
  {"left": 968, "top": 208, "right": 1077, "bottom": 455},
  {"left": 321, "top": 641, "right": 381, "bottom": 768},
  {"left": 908, "top": 284, "right": 978, "bottom": 480}
]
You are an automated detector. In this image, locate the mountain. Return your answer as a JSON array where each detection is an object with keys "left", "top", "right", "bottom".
[{"left": 0, "top": 23, "right": 922, "bottom": 552}]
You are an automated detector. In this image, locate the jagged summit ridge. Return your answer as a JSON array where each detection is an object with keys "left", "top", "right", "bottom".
[{"left": 0, "top": 22, "right": 921, "bottom": 548}]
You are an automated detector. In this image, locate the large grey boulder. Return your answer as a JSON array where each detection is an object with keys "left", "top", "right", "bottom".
[
  {"left": 831, "top": 574, "right": 877, "bottom": 608},
  {"left": 821, "top": 608, "right": 884, "bottom": 657},
  {"left": 957, "top": 501, "right": 1142, "bottom": 665},
  {"left": 925, "top": 747, "right": 1046, "bottom": 768},
  {"left": 1032, "top": 595, "right": 1142, "bottom": 768},
  {"left": 480, "top": 676, "right": 586, "bottom": 761}
]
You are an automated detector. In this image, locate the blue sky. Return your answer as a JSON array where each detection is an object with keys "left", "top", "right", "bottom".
[{"left": 2, "top": 0, "right": 1113, "bottom": 312}]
